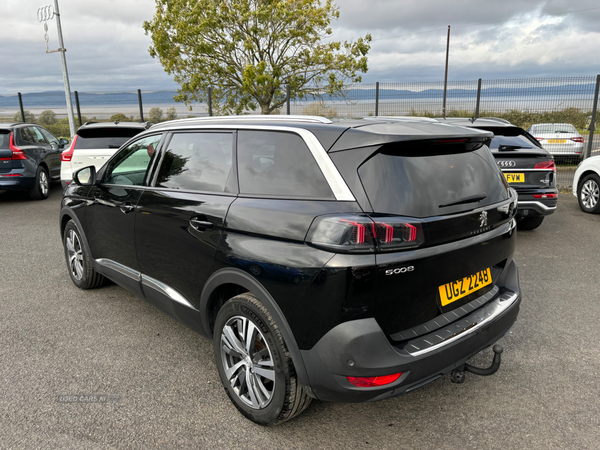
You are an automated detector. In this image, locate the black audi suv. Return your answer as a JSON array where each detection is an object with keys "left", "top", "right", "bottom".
[
  {"left": 0, "top": 122, "right": 68, "bottom": 199},
  {"left": 436, "top": 118, "right": 558, "bottom": 230},
  {"left": 60, "top": 116, "right": 521, "bottom": 425}
]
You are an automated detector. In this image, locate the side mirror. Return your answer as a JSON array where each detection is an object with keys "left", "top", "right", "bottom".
[
  {"left": 58, "top": 138, "right": 70, "bottom": 149},
  {"left": 73, "top": 166, "right": 96, "bottom": 186}
]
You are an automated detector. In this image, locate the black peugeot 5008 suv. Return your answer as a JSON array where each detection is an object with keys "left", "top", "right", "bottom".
[
  {"left": 437, "top": 118, "right": 558, "bottom": 230},
  {"left": 60, "top": 116, "right": 521, "bottom": 425}
]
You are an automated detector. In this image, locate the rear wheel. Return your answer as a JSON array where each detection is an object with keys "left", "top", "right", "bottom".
[
  {"left": 578, "top": 173, "right": 600, "bottom": 214},
  {"left": 517, "top": 216, "right": 544, "bottom": 230},
  {"left": 29, "top": 166, "right": 49, "bottom": 200},
  {"left": 213, "top": 293, "right": 311, "bottom": 425},
  {"left": 63, "top": 220, "right": 106, "bottom": 289}
]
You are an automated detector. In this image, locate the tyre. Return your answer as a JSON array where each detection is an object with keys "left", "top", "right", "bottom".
[
  {"left": 578, "top": 173, "right": 600, "bottom": 214},
  {"left": 29, "top": 166, "right": 49, "bottom": 200},
  {"left": 517, "top": 216, "right": 544, "bottom": 230},
  {"left": 63, "top": 220, "right": 106, "bottom": 289},
  {"left": 213, "top": 293, "right": 311, "bottom": 425}
]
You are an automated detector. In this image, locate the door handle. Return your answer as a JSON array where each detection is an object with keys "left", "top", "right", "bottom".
[
  {"left": 119, "top": 203, "right": 135, "bottom": 214},
  {"left": 190, "top": 218, "right": 214, "bottom": 231}
]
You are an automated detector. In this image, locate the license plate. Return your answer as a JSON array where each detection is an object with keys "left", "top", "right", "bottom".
[
  {"left": 439, "top": 268, "right": 492, "bottom": 307},
  {"left": 547, "top": 139, "right": 566, "bottom": 144},
  {"left": 504, "top": 173, "right": 525, "bottom": 183}
]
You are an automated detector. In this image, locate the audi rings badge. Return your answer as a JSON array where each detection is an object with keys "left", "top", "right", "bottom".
[
  {"left": 497, "top": 160, "right": 517, "bottom": 168},
  {"left": 37, "top": 5, "right": 54, "bottom": 22}
]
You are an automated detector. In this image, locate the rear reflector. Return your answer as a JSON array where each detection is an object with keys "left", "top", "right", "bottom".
[
  {"left": 347, "top": 372, "right": 403, "bottom": 388},
  {"left": 534, "top": 160, "right": 556, "bottom": 172},
  {"left": 570, "top": 137, "right": 584, "bottom": 143},
  {"left": 1, "top": 174, "right": 23, "bottom": 177},
  {"left": 9, "top": 133, "right": 27, "bottom": 160},
  {"left": 61, "top": 134, "right": 78, "bottom": 162},
  {"left": 533, "top": 193, "right": 558, "bottom": 199}
]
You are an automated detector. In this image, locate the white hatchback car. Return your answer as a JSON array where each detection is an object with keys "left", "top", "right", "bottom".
[
  {"left": 573, "top": 155, "right": 600, "bottom": 213},
  {"left": 528, "top": 123, "right": 584, "bottom": 163},
  {"left": 61, "top": 121, "right": 150, "bottom": 188}
]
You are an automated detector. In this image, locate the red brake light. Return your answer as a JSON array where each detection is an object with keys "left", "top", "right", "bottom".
[
  {"left": 347, "top": 372, "right": 403, "bottom": 388},
  {"left": 533, "top": 193, "right": 558, "bottom": 199},
  {"left": 61, "top": 134, "right": 78, "bottom": 162},
  {"left": 534, "top": 160, "right": 556, "bottom": 172},
  {"left": 570, "top": 137, "right": 584, "bottom": 143},
  {"left": 9, "top": 132, "right": 27, "bottom": 160},
  {"left": 535, "top": 137, "right": 543, "bottom": 141}
]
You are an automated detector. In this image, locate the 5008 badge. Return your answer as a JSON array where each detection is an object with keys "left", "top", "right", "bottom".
[{"left": 386, "top": 266, "right": 414, "bottom": 275}]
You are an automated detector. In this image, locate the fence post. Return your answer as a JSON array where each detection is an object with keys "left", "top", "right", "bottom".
[
  {"left": 475, "top": 79, "right": 482, "bottom": 119},
  {"left": 74, "top": 91, "right": 82, "bottom": 127},
  {"left": 286, "top": 85, "right": 291, "bottom": 115},
  {"left": 375, "top": 82, "right": 379, "bottom": 116},
  {"left": 585, "top": 74, "right": 600, "bottom": 160},
  {"left": 208, "top": 87, "right": 213, "bottom": 116},
  {"left": 137, "top": 89, "right": 144, "bottom": 122},
  {"left": 18, "top": 93, "right": 25, "bottom": 122}
]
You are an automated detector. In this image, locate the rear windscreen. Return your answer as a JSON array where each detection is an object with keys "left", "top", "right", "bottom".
[
  {"left": 358, "top": 142, "right": 508, "bottom": 218},
  {"left": 75, "top": 128, "right": 142, "bottom": 150},
  {"left": 0, "top": 131, "right": 9, "bottom": 149},
  {"left": 475, "top": 127, "right": 539, "bottom": 149}
]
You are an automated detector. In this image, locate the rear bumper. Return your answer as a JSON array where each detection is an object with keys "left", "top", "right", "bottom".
[
  {"left": 301, "top": 260, "right": 521, "bottom": 403},
  {"left": 516, "top": 189, "right": 558, "bottom": 217},
  {"left": 0, "top": 176, "right": 35, "bottom": 190}
]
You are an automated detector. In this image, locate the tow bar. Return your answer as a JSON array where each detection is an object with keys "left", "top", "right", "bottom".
[{"left": 450, "top": 344, "right": 503, "bottom": 384}]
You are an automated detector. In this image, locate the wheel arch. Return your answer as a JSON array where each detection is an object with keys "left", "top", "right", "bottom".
[{"left": 200, "top": 268, "right": 311, "bottom": 387}]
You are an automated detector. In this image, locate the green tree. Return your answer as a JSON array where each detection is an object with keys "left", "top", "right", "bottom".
[
  {"left": 38, "top": 110, "right": 57, "bottom": 126},
  {"left": 143, "top": 0, "right": 371, "bottom": 115},
  {"left": 13, "top": 110, "right": 35, "bottom": 123},
  {"left": 165, "top": 107, "right": 178, "bottom": 121},
  {"left": 109, "top": 113, "right": 131, "bottom": 122},
  {"left": 149, "top": 107, "right": 164, "bottom": 123}
]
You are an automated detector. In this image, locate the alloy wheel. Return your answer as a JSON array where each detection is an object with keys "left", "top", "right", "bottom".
[
  {"left": 66, "top": 230, "right": 84, "bottom": 280},
  {"left": 581, "top": 179, "right": 599, "bottom": 209},
  {"left": 220, "top": 316, "right": 276, "bottom": 409},
  {"left": 39, "top": 170, "right": 49, "bottom": 196}
]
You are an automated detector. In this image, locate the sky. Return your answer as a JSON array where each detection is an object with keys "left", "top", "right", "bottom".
[{"left": 1, "top": 0, "right": 600, "bottom": 95}]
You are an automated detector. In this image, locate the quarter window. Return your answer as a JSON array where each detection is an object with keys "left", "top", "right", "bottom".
[
  {"left": 103, "top": 134, "right": 162, "bottom": 186},
  {"left": 237, "top": 130, "right": 334, "bottom": 199},
  {"left": 155, "top": 132, "right": 234, "bottom": 193}
]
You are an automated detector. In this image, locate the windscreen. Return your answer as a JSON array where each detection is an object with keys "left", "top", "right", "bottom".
[
  {"left": 358, "top": 141, "right": 508, "bottom": 218},
  {"left": 75, "top": 127, "right": 143, "bottom": 150},
  {"left": 0, "top": 130, "right": 9, "bottom": 149}
]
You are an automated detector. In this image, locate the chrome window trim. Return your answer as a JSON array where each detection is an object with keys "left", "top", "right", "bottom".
[
  {"left": 518, "top": 201, "right": 557, "bottom": 211},
  {"left": 141, "top": 274, "right": 198, "bottom": 311},
  {"left": 499, "top": 169, "right": 555, "bottom": 172},
  {"left": 143, "top": 124, "right": 355, "bottom": 201}
]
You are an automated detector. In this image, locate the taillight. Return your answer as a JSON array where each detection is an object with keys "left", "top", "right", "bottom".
[
  {"left": 347, "top": 372, "right": 403, "bottom": 387},
  {"left": 306, "top": 214, "right": 424, "bottom": 253},
  {"left": 9, "top": 133, "right": 27, "bottom": 160},
  {"left": 535, "top": 137, "right": 543, "bottom": 141},
  {"left": 571, "top": 137, "right": 584, "bottom": 143},
  {"left": 61, "top": 134, "right": 78, "bottom": 162},
  {"left": 533, "top": 193, "right": 558, "bottom": 199},
  {"left": 534, "top": 160, "right": 556, "bottom": 172}
]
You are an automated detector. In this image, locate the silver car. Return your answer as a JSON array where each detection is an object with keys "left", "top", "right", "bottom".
[{"left": 527, "top": 123, "right": 584, "bottom": 163}]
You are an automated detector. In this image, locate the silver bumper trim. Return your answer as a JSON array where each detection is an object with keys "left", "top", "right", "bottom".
[{"left": 518, "top": 201, "right": 557, "bottom": 211}]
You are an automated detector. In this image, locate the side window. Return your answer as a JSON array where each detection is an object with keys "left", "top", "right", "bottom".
[
  {"left": 237, "top": 130, "right": 334, "bottom": 198},
  {"left": 38, "top": 127, "right": 60, "bottom": 150},
  {"left": 18, "top": 128, "right": 35, "bottom": 145},
  {"left": 29, "top": 127, "right": 48, "bottom": 145},
  {"left": 155, "top": 132, "right": 234, "bottom": 193},
  {"left": 103, "top": 134, "right": 162, "bottom": 186}
]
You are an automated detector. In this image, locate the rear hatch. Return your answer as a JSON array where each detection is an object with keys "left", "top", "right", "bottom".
[
  {"left": 0, "top": 130, "right": 13, "bottom": 173},
  {"left": 482, "top": 126, "right": 556, "bottom": 190},
  {"left": 355, "top": 138, "right": 517, "bottom": 339},
  {"left": 70, "top": 126, "right": 144, "bottom": 171}
]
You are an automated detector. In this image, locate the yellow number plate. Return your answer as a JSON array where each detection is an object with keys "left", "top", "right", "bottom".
[
  {"left": 547, "top": 139, "right": 566, "bottom": 144},
  {"left": 504, "top": 173, "right": 525, "bottom": 183},
  {"left": 439, "top": 268, "right": 492, "bottom": 307}
]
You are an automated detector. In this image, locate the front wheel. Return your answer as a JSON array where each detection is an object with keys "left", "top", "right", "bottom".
[
  {"left": 517, "top": 216, "right": 545, "bottom": 230},
  {"left": 213, "top": 293, "right": 311, "bottom": 425},
  {"left": 63, "top": 220, "right": 106, "bottom": 289},
  {"left": 578, "top": 173, "right": 600, "bottom": 213}
]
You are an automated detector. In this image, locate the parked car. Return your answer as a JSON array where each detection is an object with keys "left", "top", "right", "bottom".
[
  {"left": 60, "top": 115, "right": 521, "bottom": 425},
  {"left": 527, "top": 123, "right": 584, "bottom": 163},
  {"left": 436, "top": 118, "right": 558, "bottom": 230},
  {"left": 0, "top": 122, "right": 68, "bottom": 199},
  {"left": 573, "top": 155, "right": 600, "bottom": 213},
  {"left": 60, "top": 121, "right": 151, "bottom": 188}
]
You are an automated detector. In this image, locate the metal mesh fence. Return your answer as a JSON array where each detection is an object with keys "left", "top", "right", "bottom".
[{"left": 2, "top": 75, "right": 598, "bottom": 191}]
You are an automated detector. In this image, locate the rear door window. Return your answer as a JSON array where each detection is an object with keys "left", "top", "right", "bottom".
[
  {"left": 75, "top": 127, "right": 143, "bottom": 150},
  {"left": 237, "top": 130, "right": 334, "bottom": 199},
  {"left": 18, "top": 128, "right": 36, "bottom": 145},
  {"left": 155, "top": 132, "right": 234, "bottom": 193},
  {"left": 29, "top": 127, "right": 48, "bottom": 145}
]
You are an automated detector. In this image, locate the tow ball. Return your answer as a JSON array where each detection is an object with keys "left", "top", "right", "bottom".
[{"left": 450, "top": 344, "right": 504, "bottom": 384}]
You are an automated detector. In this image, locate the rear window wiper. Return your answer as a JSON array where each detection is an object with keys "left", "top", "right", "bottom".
[{"left": 439, "top": 193, "right": 487, "bottom": 208}]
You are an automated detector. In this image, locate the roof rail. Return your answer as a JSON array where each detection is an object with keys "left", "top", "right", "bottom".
[
  {"left": 478, "top": 117, "right": 511, "bottom": 124},
  {"left": 159, "top": 115, "right": 333, "bottom": 125},
  {"left": 363, "top": 116, "right": 438, "bottom": 123}
]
